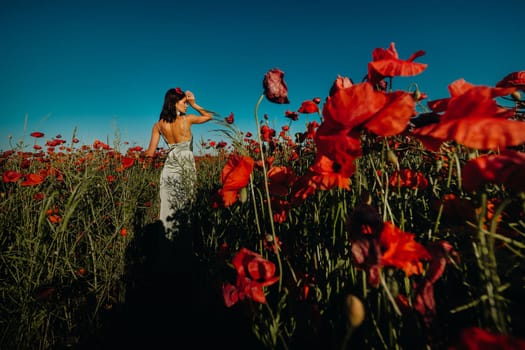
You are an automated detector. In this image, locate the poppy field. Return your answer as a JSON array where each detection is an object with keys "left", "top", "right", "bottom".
[{"left": 2, "top": 42, "right": 525, "bottom": 349}]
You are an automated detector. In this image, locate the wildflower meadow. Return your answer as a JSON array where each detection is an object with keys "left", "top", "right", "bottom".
[{"left": 1, "top": 42, "right": 525, "bottom": 349}]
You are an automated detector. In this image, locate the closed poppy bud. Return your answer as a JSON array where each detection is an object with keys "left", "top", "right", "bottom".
[
  {"left": 263, "top": 68, "right": 290, "bottom": 104},
  {"left": 239, "top": 187, "right": 248, "bottom": 203},
  {"left": 386, "top": 149, "right": 399, "bottom": 169},
  {"left": 329, "top": 75, "right": 353, "bottom": 96},
  {"left": 344, "top": 294, "right": 365, "bottom": 328}
]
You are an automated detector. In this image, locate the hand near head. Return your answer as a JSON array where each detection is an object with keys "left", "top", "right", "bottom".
[{"left": 185, "top": 90, "right": 195, "bottom": 104}]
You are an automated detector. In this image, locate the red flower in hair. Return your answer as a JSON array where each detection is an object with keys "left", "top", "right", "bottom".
[{"left": 175, "top": 87, "right": 183, "bottom": 95}]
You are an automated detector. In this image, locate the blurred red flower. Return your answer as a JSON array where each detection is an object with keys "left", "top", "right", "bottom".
[
  {"left": 119, "top": 157, "right": 135, "bottom": 171},
  {"left": 268, "top": 166, "right": 297, "bottom": 197},
  {"left": 260, "top": 125, "right": 276, "bottom": 142},
  {"left": 225, "top": 112, "right": 234, "bottom": 124},
  {"left": 219, "top": 154, "right": 254, "bottom": 207},
  {"left": 449, "top": 327, "right": 525, "bottom": 350},
  {"left": 380, "top": 222, "right": 431, "bottom": 277},
  {"left": 496, "top": 71, "right": 525, "bottom": 91},
  {"left": 33, "top": 192, "right": 45, "bottom": 201},
  {"left": 3, "top": 170, "right": 23, "bottom": 183},
  {"left": 291, "top": 153, "right": 352, "bottom": 204},
  {"left": 389, "top": 168, "right": 429, "bottom": 190},
  {"left": 21, "top": 173, "right": 45, "bottom": 186},
  {"left": 285, "top": 110, "right": 299, "bottom": 121},
  {"left": 462, "top": 150, "right": 525, "bottom": 192},
  {"left": 298, "top": 100, "right": 319, "bottom": 114},
  {"left": 263, "top": 68, "right": 290, "bottom": 104},
  {"left": 93, "top": 139, "right": 111, "bottom": 150},
  {"left": 30, "top": 131, "right": 45, "bottom": 138}
]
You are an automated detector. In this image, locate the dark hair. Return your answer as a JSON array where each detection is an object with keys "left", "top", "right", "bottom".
[{"left": 159, "top": 87, "right": 185, "bottom": 122}]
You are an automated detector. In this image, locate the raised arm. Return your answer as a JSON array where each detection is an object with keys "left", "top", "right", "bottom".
[
  {"left": 144, "top": 122, "right": 161, "bottom": 157},
  {"left": 186, "top": 90, "right": 212, "bottom": 124}
]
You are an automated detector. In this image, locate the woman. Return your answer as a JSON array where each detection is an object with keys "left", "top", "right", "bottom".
[{"left": 145, "top": 87, "right": 212, "bottom": 239}]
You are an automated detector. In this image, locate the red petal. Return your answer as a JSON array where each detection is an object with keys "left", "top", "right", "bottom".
[
  {"left": 462, "top": 150, "right": 525, "bottom": 192},
  {"left": 364, "top": 91, "right": 416, "bottom": 136},
  {"left": 412, "top": 117, "right": 525, "bottom": 150}
]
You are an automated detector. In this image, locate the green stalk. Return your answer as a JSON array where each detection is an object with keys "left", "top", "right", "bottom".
[{"left": 254, "top": 93, "right": 283, "bottom": 291}]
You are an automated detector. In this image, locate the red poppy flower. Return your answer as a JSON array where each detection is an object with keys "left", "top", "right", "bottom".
[
  {"left": 389, "top": 168, "right": 429, "bottom": 190},
  {"left": 268, "top": 166, "right": 297, "bottom": 197},
  {"left": 260, "top": 125, "right": 276, "bottom": 142},
  {"left": 462, "top": 150, "right": 525, "bottom": 192},
  {"left": 222, "top": 248, "right": 279, "bottom": 307},
  {"left": 379, "top": 222, "right": 431, "bottom": 277},
  {"left": 33, "top": 192, "right": 45, "bottom": 201},
  {"left": 496, "top": 71, "right": 525, "bottom": 91},
  {"left": 93, "top": 139, "right": 111, "bottom": 150},
  {"left": 411, "top": 241, "right": 459, "bottom": 327},
  {"left": 30, "top": 131, "right": 45, "bottom": 138},
  {"left": 3, "top": 170, "right": 23, "bottom": 183},
  {"left": 322, "top": 82, "right": 415, "bottom": 136},
  {"left": 411, "top": 81, "right": 524, "bottom": 151},
  {"left": 121, "top": 157, "right": 135, "bottom": 170},
  {"left": 285, "top": 110, "right": 299, "bottom": 121},
  {"left": 219, "top": 154, "right": 254, "bottom": 207},
  {"left": 315, "top": 127, "right": 361, "bottom": 177},
  {"left": 298, "top": 100, "right": 319, "bottom": 114},
  {"left": 291, "top": 154, "right": 352, "bottom": 203},
  {"left": 263, "top": 68, "right": 290, "bottom": 104},
  {"left": 449, "top": 327, "right": 525, "bottom": 350},
  {"left": 225, "top": 112, "right": 234, "bottom": 124},
  {"left": 21, "top": 173, "right": 45, "bottom": 186},
  {"left": 367, "top": 42, "right": 427, "bottom": 86}
]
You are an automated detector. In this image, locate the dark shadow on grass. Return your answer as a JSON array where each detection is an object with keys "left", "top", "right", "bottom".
[{"left": 78, "top": 220, "right": 265, "bottom": 349}]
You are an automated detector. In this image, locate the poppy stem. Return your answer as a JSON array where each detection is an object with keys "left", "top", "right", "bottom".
[{"left": 254, "top": 93, "right": 283, "bottom": 292}]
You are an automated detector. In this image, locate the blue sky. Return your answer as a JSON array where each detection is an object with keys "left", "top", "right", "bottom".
[{"left": 1, "top": 0, "right": 523, "bottom": 154}]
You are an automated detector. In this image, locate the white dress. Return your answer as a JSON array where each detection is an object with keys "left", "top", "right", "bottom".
[{"left": 158, "top": 138, "right": 196, "bottom": 240}]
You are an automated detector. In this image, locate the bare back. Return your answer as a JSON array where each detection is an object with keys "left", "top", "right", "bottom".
[{"left": 156, "top": 116, "right": 192, "bottom": 145}]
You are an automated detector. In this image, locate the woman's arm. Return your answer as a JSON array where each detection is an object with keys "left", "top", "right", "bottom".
[
  {"left": 186, "top": 90, "right": 212, "bottom": 124},
  {"left": 144, "top": 123, "right": 161, "bottom": 157}
]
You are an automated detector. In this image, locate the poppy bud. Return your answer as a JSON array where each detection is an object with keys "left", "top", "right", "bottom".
[
  {"left": 386, "top": 149, "right": 399, "bottom": 169},
  {"left": 344, "top": 294, "right": 365, "bottom": 328},
  {"left": 263, "top": 68, "right": 290, "bottom": 104},
  {"left": 239, "top": 187, "right": 248, "bottom": 203}
]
